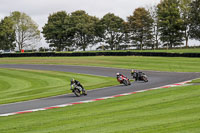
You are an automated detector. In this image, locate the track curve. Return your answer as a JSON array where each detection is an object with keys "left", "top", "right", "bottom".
[{"left": 0, "top": 64, "right": 199, "bottom": 115}]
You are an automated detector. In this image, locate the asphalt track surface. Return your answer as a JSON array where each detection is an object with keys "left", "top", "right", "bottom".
[{"left": 0, "top": 64, "right": 199, "bottom": 115}]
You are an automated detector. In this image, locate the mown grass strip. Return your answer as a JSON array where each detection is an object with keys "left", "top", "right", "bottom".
[
  {"left": 0, "top": 56, "right": 200, "bottom": 72},
  {"left": 190, "top": 78, "right": 200, "bottom": 83},
  {"left": 0, "top": 83, "right": 199, "bottom": 133},
  {"left": 0, "top": 68, "right": 118, "bottom": 104}
]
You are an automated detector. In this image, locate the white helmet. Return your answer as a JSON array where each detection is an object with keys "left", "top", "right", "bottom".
[{"left": 116, "top": 73, "right": 120, "bottom": 76}]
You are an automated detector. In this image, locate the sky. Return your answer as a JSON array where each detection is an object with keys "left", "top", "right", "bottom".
[
  {"left": 0, "top": 0, "right": 199, "bottom": 48},
  {"left": 0, "top": 0, "right": 160, "bottom": 29}
]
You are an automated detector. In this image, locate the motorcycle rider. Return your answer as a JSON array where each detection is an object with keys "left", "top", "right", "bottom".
[
  {"left": 131, "top": 69, "right": 148, "bottom": 82},
  {"left": 70, "top": 78, "right": 85, "bottom": 92},
  {"left": 116, "top": 73, "right": 127, "bottom": 79},
  {"left": 116, "top": 73, "right": 131, "bottom": 85},
  {"left": 117, "top": 72, "right": 131, "bottom": 80},
  {"left": 116, "top": 73, "right": 121, "bottom": 78},
  {"left": 131, "top": 69, "right": 139, "bottom": 81}
]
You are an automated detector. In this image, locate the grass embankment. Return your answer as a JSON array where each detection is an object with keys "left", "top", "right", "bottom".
[
  {"left": 0, "top": 81, "right": 199, "bottom": 133},
  {"left": 0, "top": 68, "right": 118, "bottom": 104},
  {"left": 0, "top": 56, "right": 200, "bottom": 72}
]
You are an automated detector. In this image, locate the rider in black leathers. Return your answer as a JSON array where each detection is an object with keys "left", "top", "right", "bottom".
[
  {"left": 131, "top": 69, "right": 148, "bottom": 82},
  {"left": 131, "top": 70, "right": 139, "bottom": 81},
  {"left": 70, "top": 78, "right": 85, "bottom": 92}
]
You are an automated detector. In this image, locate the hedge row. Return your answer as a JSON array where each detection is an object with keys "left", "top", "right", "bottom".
[{"left": 0, "top": 52, "right": 200, "bottom": 57}]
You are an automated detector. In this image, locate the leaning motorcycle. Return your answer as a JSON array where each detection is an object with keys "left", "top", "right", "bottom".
[
  {"left": 71, "top": 84, "right": 87, "bottom": 97},
  {"left": 117, "top": 75, "right": 131, "bottom": 86},
  {"left": 133, "top": 72, "right": 148, "bottom": 82}
]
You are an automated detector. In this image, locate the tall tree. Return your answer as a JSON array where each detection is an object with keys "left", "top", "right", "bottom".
[
  {"left": 157, "top": 0, "right": 184, "bottom": 49},
  {"left": 128, "top": 8, "right": 154, "bottom": 50},
  {"left": 179, "top": 0, "right": 192, "bottom": 47},
  {"left": 10, "top": 11, "right": 41, "bottom": 51},
  {"left": 42, "top": 11, "right": 73, "bottom": 51},
  {"left": 148, "top": 5, "right": 160, "bottom": 49},
  {"left": 70, "top": 10, "right": 98, "bottom": 51},
  {"left": 99, "top": 13, "right": 126, "bottom": 50},
  {"left": 0, "top": 17, "right": 16, "bottom": 50},
  {"left": 189, "top": 0, "right": 200, "bottom": 40}
]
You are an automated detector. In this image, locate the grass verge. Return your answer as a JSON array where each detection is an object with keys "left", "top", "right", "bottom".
[
  {"left": 190, "top": 78, "right": 200, "bottom": 83},
  {"left": 0, "top": 68, "right": 118, "bottom": 104},
  {"left": 0, "top": 56, "right": 200, "bottom": 72},
  {"left": 0, "top": 82, "right": 199, "bottom": 133}
]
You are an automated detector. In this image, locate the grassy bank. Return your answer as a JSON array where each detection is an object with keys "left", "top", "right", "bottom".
[
  {"left": 190, "top": 78, "right": 200, "bottom": 83},
  {"left": 0, "top": 81, "right": 199, "bottom": 133},
  {"left": 0, "top": 68, "right": 118, "bottom": 104},
  {"left": 0, "top": 56, "right": 200, "bottom": 72}
]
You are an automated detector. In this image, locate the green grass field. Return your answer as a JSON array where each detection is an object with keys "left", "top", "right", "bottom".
[
  {"left": 0, "top": 56, "right": 200, "bottom": 72},
  {"left": 0, "top": 68, "right": 118, "bottom": 104},
  {"left": 190, "top": 78, "right": 200, "bottom": 83},
  {"left": 0, "top": 82, "right": 199, "bottom": 133},
  {"left": 0, "top": 56, "right": 199, "bottom": 132}
]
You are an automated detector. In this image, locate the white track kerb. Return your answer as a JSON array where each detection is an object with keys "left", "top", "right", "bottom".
[{"left": 0, "top": 80, "right": 191, "bottom": 117}]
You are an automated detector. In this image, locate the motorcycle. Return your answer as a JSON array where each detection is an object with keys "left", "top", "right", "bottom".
[
  {"left": 117, "top": 75, "right": 131, "bottom": 86},
  {"left": 132, "top": 72, "right": 148, "bottom": 82},
  {"left": 71, "top": 84, "right": 87, "bottom": 97}
]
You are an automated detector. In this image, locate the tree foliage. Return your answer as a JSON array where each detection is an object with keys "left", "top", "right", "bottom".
[
  {"left": 128, "top": 8, "right": 154, "bottom": 50},
  {"left": 148, "top": 5, "right": 160, "bottom": 49},
  {"left": 70, "top": 10, "right": 99, "bottom": 51},
  {"left": 99, "top": 13, "right": 127, "bottom": 50},
  {"left": 10, "top": 11, "right": 41, "bottom": 51},
  {"left": 43, "top": 10, "right": 98, "bottom": 51},
  {"left": 0, "top": 17, "right": 16, "bottom": 50},
  {"left": 42, "top": 11, "right": 73, "bottom": 51},
  {"left": 2, "top": 0, "right": 200, "bottom": 52},
  {"left": 189, "top": 0, "right": 200, "bottom": 40},
  {"left": 179, "top": 0, "right": 192, "bottom": 47},
  {"left": 157, "top": 0, "right": 184, "bottom": 48}
]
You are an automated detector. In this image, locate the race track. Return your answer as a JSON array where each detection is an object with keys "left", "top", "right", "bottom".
[{"left": 0, "top": 64, "right": 199, "bottom": 115}]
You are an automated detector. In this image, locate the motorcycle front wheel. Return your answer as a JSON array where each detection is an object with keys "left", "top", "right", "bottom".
[
  {"left": 123, "top": 80, "right": 128, "bottom": 86},
  {"left": 128, "top": 80, "right": 131, "bottom": 85},
  {"left": 74, "top": 88, "right": 81, "bottom": 97},
  {"left": 82, "top": 90, "right": 87, "bottom": 96},
  {"left": 143, "top": 77, "right": 148, "bottom": 82}
]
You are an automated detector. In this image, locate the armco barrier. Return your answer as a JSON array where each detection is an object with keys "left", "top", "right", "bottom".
[{"left": 0, "top": 52, "right": 200, "bottom": 57}]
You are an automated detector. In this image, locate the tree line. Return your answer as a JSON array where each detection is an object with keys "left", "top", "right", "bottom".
[
  {"left": 0, "top": 0, "right": 200, "bottom": 51},
  {"left": 0, "top": 11, "right": 41, "bottom": 51}
]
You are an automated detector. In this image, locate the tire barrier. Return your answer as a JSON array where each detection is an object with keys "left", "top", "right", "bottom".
[{"left": 0, "top": 52, "right": 200, "bottom": 58}]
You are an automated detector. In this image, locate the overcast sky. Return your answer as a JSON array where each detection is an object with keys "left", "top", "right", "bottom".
[
  {"left": 1, "top": 0, "right": 198, "bottom": 48},
  {"left": 0, "top": 0, "right": 161, "bottom": 29}
]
